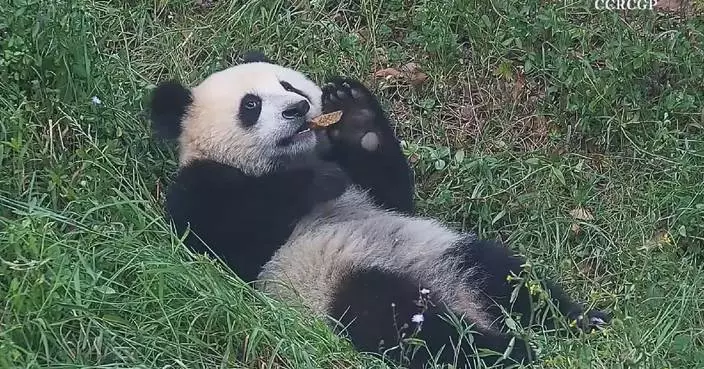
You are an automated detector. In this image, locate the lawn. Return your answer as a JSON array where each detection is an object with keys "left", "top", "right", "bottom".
[{"left": 1, "top": 0, "right": 703, "bottom": 368}]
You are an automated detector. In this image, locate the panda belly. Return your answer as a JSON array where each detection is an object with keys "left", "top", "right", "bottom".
[{"left": 256, "top": 188, "right": 494, "bottom": 329}]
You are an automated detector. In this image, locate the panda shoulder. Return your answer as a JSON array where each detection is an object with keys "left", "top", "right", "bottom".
[
  {"left": 166, "top": 159, "right": 319, "bottom": 210},
  {"left": 165, "top": 160, "right": 250, "bottom": 213},
  {"left": 170, "top": 159, "right": 248, "bottom": 193}
]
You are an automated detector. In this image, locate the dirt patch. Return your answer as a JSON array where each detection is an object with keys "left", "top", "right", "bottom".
[
  {"left": 654, "top": 0, "right": 703, "bottom": 16},
  {"left": 377, "top": 67, "right": 553, "bottom": 153},
  {"left": 655, "top": 0, "right": 684, "bottom": 12},
  {"left": 195, "top": 0, "right": 216, "bottom": 8},
  {"left": 436, "top": 71, "right": 551, "bottom": 152}
]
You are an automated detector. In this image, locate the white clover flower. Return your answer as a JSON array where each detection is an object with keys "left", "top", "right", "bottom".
[
  {"left": 420, "top": 288, "right": 430, "bottom": 295},
  {"left": 411, "top": 314, "right": 424, "bottom": 323},
  {"left": 91, "top": 96, "right": 102, "bottom": 105}
]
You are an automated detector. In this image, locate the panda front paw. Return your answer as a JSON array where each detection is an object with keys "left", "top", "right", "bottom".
[{"left": 321, "top": 78, "right": 386, "bottom": 153}]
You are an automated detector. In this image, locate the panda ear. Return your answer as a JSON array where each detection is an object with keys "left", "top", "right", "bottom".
[
  {"left": 241, "top": 50, "right": 270, "bottom": 64},
  {"left": 150, "top": 80, "right": 192, "bottom": 140}
]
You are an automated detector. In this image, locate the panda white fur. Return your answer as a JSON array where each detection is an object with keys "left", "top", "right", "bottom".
[{"left": 150, "top": 51, "right": 609, "bottom": 368}]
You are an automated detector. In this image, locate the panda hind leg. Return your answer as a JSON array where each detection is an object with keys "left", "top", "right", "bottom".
[
  {"left": 319, "top": 78, "right": 415, "bottom": 214},
  {"left": 329, "top": 267, "right": 535, "bottom": 369},
  {"left": 457, "top": 238, "right": 611, "bottom": 333}
]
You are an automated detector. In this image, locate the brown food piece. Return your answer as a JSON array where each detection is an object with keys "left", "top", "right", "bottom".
[{"left": 309, "top": 110, "right": 343, "bottom": 129}]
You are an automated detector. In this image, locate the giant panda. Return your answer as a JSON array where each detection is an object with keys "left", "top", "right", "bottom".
[{"left": 150, "top": 51, "right": 609, "bottom": 368}]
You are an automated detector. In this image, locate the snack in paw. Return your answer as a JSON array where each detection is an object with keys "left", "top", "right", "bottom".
[{"left": 309, "top": 110, "right": 342, "bottom": 129}]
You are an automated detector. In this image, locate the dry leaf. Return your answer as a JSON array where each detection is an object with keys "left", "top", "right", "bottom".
[
  {"left": 374, "top": 68, "right": 403, "bottom": 79},
  {"left": 570, "top": 223, "right": 582, "bottom": 235},
  {"left": 569, "top": 207, "right": 594, "bottom": 221},
  {"left": 374, "top": 62, "right": 429, "bottom": 86},
  {"left": 402, "top": 62, "right": 428, "bottom": 86},
  {"left": 409, "top": 72, "right": 428, "bottom": 86},
  {"left": 309, "top": 110, "right": 343, "bottom": 129},
  {"left": 400, "top": 62, "right": 421, "bottom": 74}
]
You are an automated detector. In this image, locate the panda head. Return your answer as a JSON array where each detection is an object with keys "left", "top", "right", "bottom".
[{"left": 150, "top": 52, "right": 323, "bottom": 175}]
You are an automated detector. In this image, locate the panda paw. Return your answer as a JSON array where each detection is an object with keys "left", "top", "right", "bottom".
[
  {"left": 571, "top": 309, "right": 611, "bottom": 333},
  {"left": 321, "top": 78, "right": 387, "bottom": 153}
]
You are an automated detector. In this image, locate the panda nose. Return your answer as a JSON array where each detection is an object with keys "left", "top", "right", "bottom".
[{"left": 282, "top": 100, "right": 310, "bottom": 119}]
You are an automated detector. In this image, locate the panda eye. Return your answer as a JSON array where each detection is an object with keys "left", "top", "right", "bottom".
[{"left": 239, "top": 94, "right": 262, "bottom": 127}]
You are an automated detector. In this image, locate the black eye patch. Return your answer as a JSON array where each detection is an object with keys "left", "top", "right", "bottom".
[
  {"left": 280, "top": 81, "right": 310, "bottom": 102},
  {"left": 239, "top": 93, "right": 262, "bottom": 127}
]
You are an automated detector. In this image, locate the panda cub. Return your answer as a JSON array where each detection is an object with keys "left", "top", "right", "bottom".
[{"left": 150, "top": 51, "right": 609, "bottom": 368}]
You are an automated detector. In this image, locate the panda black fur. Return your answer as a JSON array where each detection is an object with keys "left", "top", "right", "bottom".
[{"left": 150, "top": 52, "right": 609, "bottom": 368}]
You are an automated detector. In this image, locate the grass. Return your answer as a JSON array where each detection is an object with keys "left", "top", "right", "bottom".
[{"left": 1, "top": 0, "right": 703, "bottom": 368}]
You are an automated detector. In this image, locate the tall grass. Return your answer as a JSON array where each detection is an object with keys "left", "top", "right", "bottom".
[{"left": 1, "top": 0, "right": 702, "bottom": 368}]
